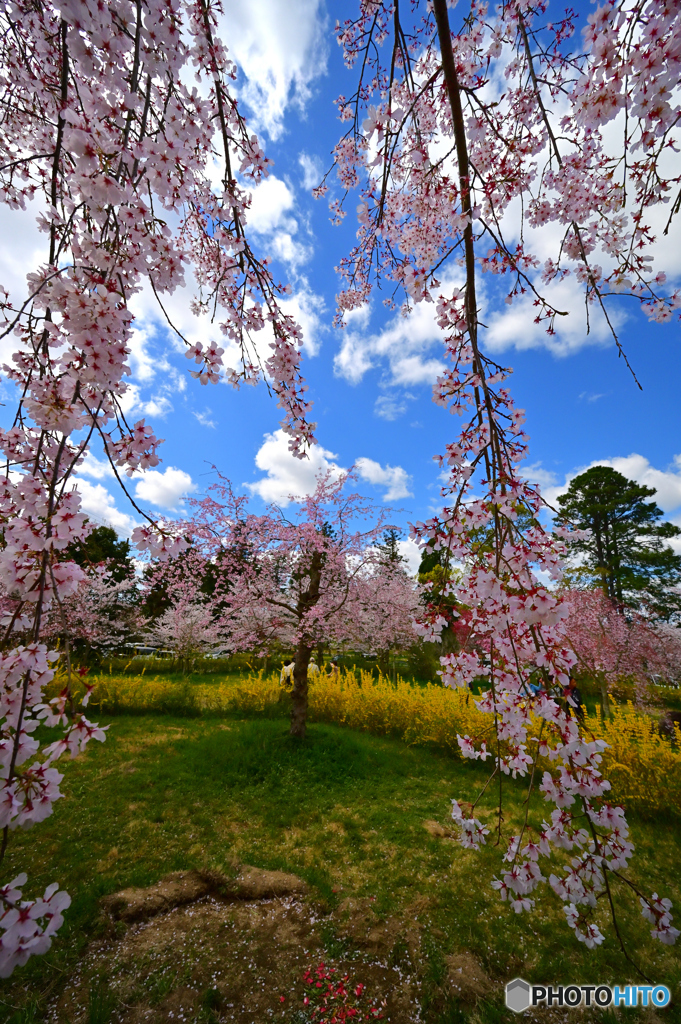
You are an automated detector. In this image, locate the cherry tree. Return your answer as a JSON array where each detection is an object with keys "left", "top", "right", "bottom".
[
  {"left": 562, "top": 588, "right": 681, "bottom": 712},
  {"left": 41, "top": 564, "right": 141, "bottom": 658},
  {"left": 344, "top": 562, "right": 422, "bottom": 675},
  {"left": 149, "top": 600, "right": 222, "bottom": 672},
  {"left": 0, "top": 0, "right": 314, "bottom": 975},
  {"left": 329, "top": 0, "right": 680, "bottom": 960},
  {"left": 183, "top": 472, "right": 401, "bottom": 737}
]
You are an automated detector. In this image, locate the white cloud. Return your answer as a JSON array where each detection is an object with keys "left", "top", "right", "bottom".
[
  {"left": 247, "top": 176, "right": 295, "bottom": 234},
  {"left": 134, "top": 466, "right": 197, "bottom": 510},
  {"left": 299, "top": 152, "right": 324, "bottom": 190},
  {"left": 374, "top": 393, "right": 412, "bottom": 421},
  {"left": 333, "top": 210, "right": 644, "bottom": 379},
  {"left": 128, "top": 273, "right": 272, "bottom": 384},
  {"left": 598, "top": 454, "right": 681, "bottom": 513},
  {"left": 522, "top": 461, "right": 561, "bottom": 494},
  {"left": 247, "top": 429, "right": 343, "bottom": 505},
  {"left": 218, "top": 0, "right": 328, "bottom": 140},
  {"left": 194, "top": 408, "right": 216, "bottom": 429},
  {"left": 118, "top": 382, "right": 174, "bottom": 420},
  {"left": 344, "top": 303, "right": 372, "bottom": 331},
  {"left": 271, "top": 231, "right": 312, "bottom": 270},
  {"left": 334, "top": 299, "right": 447, "bottom": 386},
  {"left": 579, "top": 391, "right": 607, "bottom": 403},
  {"left": 280, "top": 283, "right": 325, "bottom": 356},
  {"left": 397, "top": 537, "right": 423, "bottom": 576},
  {"left": 534, "top": 453, "right": 681, "bottom": 515},
  {"left": 0, "top": 200, "right": 45, "bottom": 305},
  {"left": 355, "top": 457, "right": 413, "bottom": 501},
  {"left": 0, "top": 200, "right": 48, "bottom": 367},
  {"left": 247, "top": 429, "right": 413, "bottom": 506},
  {"left": 485, "top": 275, "right": 627, "bottom": 357},
  {"left": 127, "top": 324, "right": 161, "bottom": 383},
  {"left": 76, "top": 453, "right": 115, "bottom": 481},
  {"left": 128, "top": 275, "right": 218, "bottom": 360},
  {"left": 246, "top": 175, "right": 312, "bottom": 270},
  {"left": 75, "top": 479, "right": 138, "bottom": 537}
]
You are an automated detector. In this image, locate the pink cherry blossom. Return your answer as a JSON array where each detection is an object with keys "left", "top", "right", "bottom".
[
  {"left": 334, "top": 0, "right": 679, "bottom": 959},
  {"left": 151, "top": 470, "right": 419, "bottom": 737},
  {"left": 0, "top": 0, "right": 317, "bottom": 972}
]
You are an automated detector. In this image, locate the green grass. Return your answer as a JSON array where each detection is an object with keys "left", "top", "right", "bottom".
[{"left": 1, "top": 715, "right": 680, "bottom": 1022}]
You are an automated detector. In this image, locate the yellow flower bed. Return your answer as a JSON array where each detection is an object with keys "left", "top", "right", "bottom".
[
  {"left": 52, "top": 669, "right": 680, "bottom": 813},
  {"left": 307, "top": 668, "right": 491, "bottom": 752},
  {"left": 583, "top": 702, "right": 681, "bottom": 814}
]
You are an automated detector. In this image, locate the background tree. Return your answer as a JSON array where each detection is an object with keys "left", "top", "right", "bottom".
[
  {"left": 417, "top": 546, "right": 465, "bottom": 657},
  {"left": 333, "top": 0, "right": 681, "bottom": 954},
  {"left": 556, "top": 466, "right": 681, "bottom": 620},
  {"left": 66, "top": 525, "right": 134, "bottom": 583},
  {"left": 183, "top": 472, "right": 403, "bottom": 738},
  {"left": 561, "top": 588, "right": 680, "bottom": 715},
  {"left": 149, "top": 600, "right": 222, "bottom": 674},
  {"left": 345, "top": 553, "right": 422, "bottom": 678},
  {"left": 42, "top": 567, "right": 141, "bottom": 666},
  {"left": 141, "top": 545, "right": 224, "bottom": 621},
  {"left": 376, "top": 529, "right": 407, "bottom": 570}
]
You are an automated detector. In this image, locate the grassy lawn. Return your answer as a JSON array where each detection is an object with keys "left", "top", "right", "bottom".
[{"left": 2, "top": 713, "right": 680, "bottom": 1023}]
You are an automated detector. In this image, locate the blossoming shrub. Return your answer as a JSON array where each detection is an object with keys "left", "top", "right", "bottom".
[
  {"left": 308, "top": 669, "right": 490, "bottom": 753},
  {"left": 584, "top": 703, "right": 681, "bottom": 815},
  {"left": 55, "top": 670, "right": 681, "bottom": 814},
  {"left": 59, "top": 674, "right": 200, "bottom": 717},
  {"left": 49, "top": 671, "right": 282, "bottom": 718}
]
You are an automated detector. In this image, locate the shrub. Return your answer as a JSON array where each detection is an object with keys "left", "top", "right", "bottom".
[{"left": 52, "top": 669, "right": 681, "bottom": 815}]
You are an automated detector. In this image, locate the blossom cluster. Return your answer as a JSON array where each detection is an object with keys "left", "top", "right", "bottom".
[
  {"left": 0, "top": 0, "right": 315, "bottom": 974},
  {"left": 0, "top": 643, "right": 105, "bottom": 975},
  {"left": 0, "top": 874, "right": 70, "bottom": 978},
  {"left": 334, "top": 0, "right": 679, "bottom": 954}
]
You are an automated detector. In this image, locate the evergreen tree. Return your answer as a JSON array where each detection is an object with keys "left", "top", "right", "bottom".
[
  {"left": 67, "top": 524, "right": 134, "bottom": 582},
  {"left": 378, "top": 529, "right": 407, "bottom": 571},
  {"left": 555, "top": 466, "right": 681, "bottom": 620}
]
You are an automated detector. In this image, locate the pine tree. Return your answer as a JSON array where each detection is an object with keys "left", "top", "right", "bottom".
[
  {"left": 555, "top": 466, "right": 681, "bottom": 621},
  {"left": 67, "top": 525, "right": 134, "bottom": 582}
]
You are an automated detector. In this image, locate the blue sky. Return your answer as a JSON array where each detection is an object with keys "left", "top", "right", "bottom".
[{"left": 1, "top": 0, "right": 679, "bottom": 573}]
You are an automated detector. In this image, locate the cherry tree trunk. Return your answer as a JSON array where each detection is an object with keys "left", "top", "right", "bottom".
[
  {"left": 597, "top": 671, "right": 611, "bottom": 719},
  {"left": 289, "top": 550, "right": 324, "bottom": 739},
  {"left": 290, "top": 642, "right": 313, "bottom": 739}
]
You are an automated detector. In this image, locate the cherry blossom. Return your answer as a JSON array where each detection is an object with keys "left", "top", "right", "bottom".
[
  {"left": 560, "top": 587, "right": 681, "bottom": 709},
  {"left": 169, "top": 470, "right": 409, "bottom": 737},
  {"left": 0, "top": 0, "right": 315, "bottom": 972},
  {"left": 333, "top": 0, "right": 680, "bottom": 960},
  {"left": 149, "top": 599, "right": 223, "bottom": 671}
]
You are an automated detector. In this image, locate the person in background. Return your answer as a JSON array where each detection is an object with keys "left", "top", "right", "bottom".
[
  {"left": 565, "top": 678, "right": 585, "bottom": 722},
  {"left": 328, "top": 658, "right": 340, "bottom": 681},
  {"left": 308, "top": 657, "right": 321, "bottom": 682},
  {"left": 280, "top": 659, "right": 294, "bottom": 689},
  {"left": 527, "top": 678, "right": 545, "bottom": 698}
]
